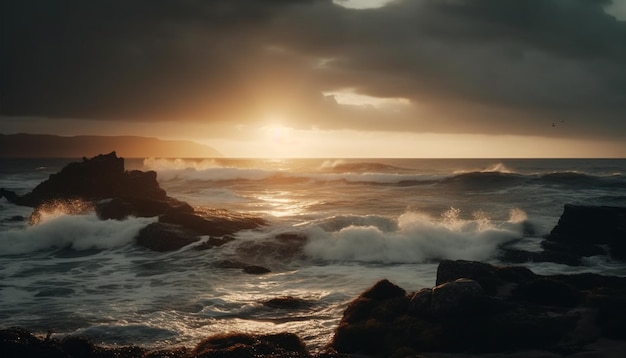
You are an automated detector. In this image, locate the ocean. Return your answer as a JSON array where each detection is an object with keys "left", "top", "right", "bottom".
[{"left": 1, "top": 158, "right": 626, "bottom": 351}]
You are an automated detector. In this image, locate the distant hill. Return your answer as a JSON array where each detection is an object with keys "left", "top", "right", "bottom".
[{"left": 0, "top": 134, "right": 222, "bottom": 158}]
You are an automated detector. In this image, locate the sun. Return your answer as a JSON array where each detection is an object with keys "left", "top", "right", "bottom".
[
  {"left": 268, "top": 125, "right": 288, "bottom": 143},
  {"left": 260, "top": 123, "right": 297, "bottom": 153}
]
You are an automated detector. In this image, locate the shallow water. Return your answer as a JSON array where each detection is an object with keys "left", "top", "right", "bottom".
[{"left": 1, "top": 158, "right": 625, "bottom": 350}]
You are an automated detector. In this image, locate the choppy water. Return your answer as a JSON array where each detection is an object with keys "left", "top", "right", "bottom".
[{"left": 1, "top": 158, "right": 626, "bottom": 350}]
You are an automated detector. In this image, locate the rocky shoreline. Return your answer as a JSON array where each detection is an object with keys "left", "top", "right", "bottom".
[
  {"left": 3, "top": 257, "right": 626, "bottom": 357},
  {"left": 1, "top": 153, "right": 625, "bottom": 357}
]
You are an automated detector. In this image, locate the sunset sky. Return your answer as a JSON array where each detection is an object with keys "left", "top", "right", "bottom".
[{"left": 2, "top": 0, "right": 626, "bottom": 158}]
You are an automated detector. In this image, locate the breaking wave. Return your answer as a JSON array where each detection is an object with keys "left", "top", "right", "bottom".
[
  {"left": 142, "top": 159, "right": 625, "bottom": 189},
  {"left": 302, "top": 208, "right": 526, "bottom": 264},
  {"left": 0, "top": 213, "right": 156, "bottom": 254}
]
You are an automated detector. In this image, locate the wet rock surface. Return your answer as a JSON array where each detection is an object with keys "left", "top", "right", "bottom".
[
  {"left": 331, "top": 260, "right": 626, "bottom": 357},
  {"left": 500, "top": 204, "right": 626, "bottom": 266}
]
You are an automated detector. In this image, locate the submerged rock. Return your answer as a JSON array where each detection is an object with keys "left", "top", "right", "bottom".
[
  {"left": 243, "top": 265, "right": 272, "bottom": 274},
  {"left": 264, "top": 296, "right": 312, "bottom": 309},
  {"left": 135, "top": 222, "right": 201, "bottom": 252}
]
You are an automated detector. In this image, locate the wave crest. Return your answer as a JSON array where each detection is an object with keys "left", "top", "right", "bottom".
[
  {"left": 304, "top": 208, "right": 523, "bottom": 263},
  {"left": 0, "top": 214, "right": 156, "bottom": 254}
]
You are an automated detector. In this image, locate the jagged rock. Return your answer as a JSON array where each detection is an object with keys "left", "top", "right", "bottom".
[
  {"left": 499, "top": 205, "right": 626, "bottom": 265},
  {"left": 0, "top": 152, "right": 187, "bottom": 219},
  {"left": 0, "top": 153, "right": 266, "bottom": 252},
  {"left": 547, "top": 204, "right": 626, "bottom": 260}
]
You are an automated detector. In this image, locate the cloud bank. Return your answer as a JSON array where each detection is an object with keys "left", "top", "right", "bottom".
[{"left": 2, "top": 0, "right": 625, "bottom": 142}]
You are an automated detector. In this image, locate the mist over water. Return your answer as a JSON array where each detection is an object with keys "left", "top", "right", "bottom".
[{"left": 1, "top": 158, "right": 626, "bottom": 350}]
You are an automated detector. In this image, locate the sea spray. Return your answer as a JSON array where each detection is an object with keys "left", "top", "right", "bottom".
[
  {"left": 0, "top": 213, "right": 156, "bottom": 254},
  {"left": 304, "top": 208, "right": 521, "bottom": 263}
]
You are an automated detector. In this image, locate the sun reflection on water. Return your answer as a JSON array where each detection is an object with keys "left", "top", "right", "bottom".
[{"left": 249, "top": 190, "right": 319, "bottom": 218}]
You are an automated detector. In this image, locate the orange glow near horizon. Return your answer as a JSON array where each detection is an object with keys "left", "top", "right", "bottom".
[{"left": 204, "top": 129, "right": 626, "bottom": 159}]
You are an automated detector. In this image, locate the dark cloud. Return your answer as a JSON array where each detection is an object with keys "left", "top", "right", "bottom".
[{"left": 1, "top": 0, "right": 625, "bottom": 140}]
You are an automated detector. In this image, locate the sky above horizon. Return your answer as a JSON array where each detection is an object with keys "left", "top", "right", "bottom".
[{"left": 1, "top": 0, "right": 626, "bottom": 158}]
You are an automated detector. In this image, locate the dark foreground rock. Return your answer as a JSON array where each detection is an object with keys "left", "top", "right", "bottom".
[
  {"left": 0, "top": 152, "right": 265, "bottom": 251},
  {"left": 546, "top": 204, "right": 626, "bottom": 260},
  {"left": 0, "top": 328, "right": 348, "bottom": 358},
  {"left": 500, "top": 204, "right": 626, "bottom": 265},
  {"left": 331, "top": 260, "right": 626, "bottom": 357}
]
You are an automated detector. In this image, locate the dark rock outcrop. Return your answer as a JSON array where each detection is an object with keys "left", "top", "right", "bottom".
[
  {"left": 0, "top": 152, "right": 265, "bottom": 252},
  {"left": 0, "top": 328, "right": 326, "bottom": 358},
  {"left": 547, "top": 204, "right": 626, "bottom": 260},
  {"left": 500, "top": 204, "right": 626, "bottom": 265},
  {"left": 0, "top": 152, "right": 176, "bottom": 215},
  {"left": 331, "top": 260, "right": 626, "bottom": 357},
  {"left": 192, "top": 333, "right": 309, "bottom": 358}
]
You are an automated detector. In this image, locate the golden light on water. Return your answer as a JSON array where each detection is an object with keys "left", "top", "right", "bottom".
[{"left": 250, "top": 190, "right": 318, "bottom": 218}]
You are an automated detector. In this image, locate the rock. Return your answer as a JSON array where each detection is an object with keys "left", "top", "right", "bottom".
[
  {"left": 0, "top": 328, "right": 315, "bottom": 358},
  {"left": 0, "top": 327, "right": 66, "bottom": 358},
  {"left": 0, "top": 153, "right": 267, "bottom": 252},
  {"left": 264, "top": 296, "right": 312, "bottom": 309},
  {"left": 499, "top": 205, "right": 626, "bottom": 266},
  {"left": 331, "top": 260, "right": 626, "bottom": 356},
  {"left": 436, "top": 260, "right": 495, "bottom": 286},
  {"left": 499, "top": 247, "right": 583, "bottom": 266},
  {"left": 160, "top": 210, "right": 265, "bottom": 236},
  {"left": 332, "top": 280, "right": 410, "bottom": 354},
  {"left": 95, "top": 198, "right": 134, "bottom": 220},
  {"left": 243, "top": 265, "right": 271, "bottom": 274},
  {"left": 408, "top": 288, "right": 432, "bottom": 317},
  {"left": 431, "top": 278, "right": 484, "bottom": 317},
  {"left": 361, "top": 279, "right": 406, "bottom": 300},
  {"left": 195, "top": 236, "right": 236, "bottom": 250},
  {"left": 135, "top": 222, "right": 200, "bottom": 252},
  {"left": 547, "top": 205, "right": 626, "bottom": 260},
  {"left": 193, "top": 332, "right": 309, "bottom": 358},
  {"left": 511, "top": 277, "right": 583, "bottom": 308},
  {"left": 0, "top": 152, "right": 186, "bottom": 218}
]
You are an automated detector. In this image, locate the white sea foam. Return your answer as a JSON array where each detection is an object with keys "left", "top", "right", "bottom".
[
  {"left": 304, "top": 209, "right": 521, "bottom": 263},
  {"left": 320, "top": 159, "right": 346, "bottom": 169},
  {"left": 452, "top": 162, "right": 515, "bottom": 175},
  {"left": 0, "top": 214, "right": 156, "bottom": 254},
  {"left": 143, "top": 158, "right": 221, "bottom": 171}
]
